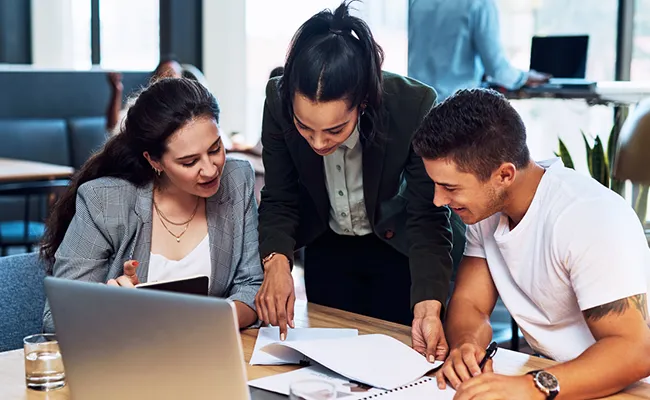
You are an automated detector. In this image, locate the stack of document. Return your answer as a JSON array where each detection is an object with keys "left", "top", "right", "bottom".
[{"left": 248, "top": 328, "right": 445, "bottom": 394}]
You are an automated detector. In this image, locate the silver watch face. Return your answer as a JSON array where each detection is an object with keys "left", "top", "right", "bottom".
[{"left": 536, "top": 371, "right": 559, "bottom": 391}]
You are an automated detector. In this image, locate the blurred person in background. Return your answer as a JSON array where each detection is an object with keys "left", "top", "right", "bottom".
[
  {"left": 106, "top": 56, "right": 183, "bottom": 134},
  {"left": 408, "top": 0, "right": 550, "bottom": 101}
]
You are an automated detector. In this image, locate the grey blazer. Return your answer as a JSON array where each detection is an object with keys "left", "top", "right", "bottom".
[{"left": 43, "top": 158, "right": 264, "bottom": 332}]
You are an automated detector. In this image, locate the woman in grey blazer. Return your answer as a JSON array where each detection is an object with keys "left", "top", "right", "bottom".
[{"left": 41, "top": 78, "right": 263, "bottom": 332}]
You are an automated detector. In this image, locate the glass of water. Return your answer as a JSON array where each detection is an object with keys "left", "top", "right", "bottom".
[
  {"left": 23, "top": 333, "right": 65, "bottom": 391},
  {"left": 289, "top": 379, "right": 336, "bottom": 400}
]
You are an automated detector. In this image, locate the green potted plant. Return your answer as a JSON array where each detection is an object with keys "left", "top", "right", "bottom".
[{"left": 556, "top": 129, "right": 648, "bottom": 224}]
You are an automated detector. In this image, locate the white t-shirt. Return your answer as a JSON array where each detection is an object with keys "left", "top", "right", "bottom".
[
  {"left": 148, "top": 234, "right": 212, "bottom": 287},
  {"left": 465, "top": 159, "right": 650, "bottom": 362}
]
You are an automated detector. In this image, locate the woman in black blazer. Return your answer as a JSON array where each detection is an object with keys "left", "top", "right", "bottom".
[{"left": 255, "top": 1, "right": 464, "bottom": 362}]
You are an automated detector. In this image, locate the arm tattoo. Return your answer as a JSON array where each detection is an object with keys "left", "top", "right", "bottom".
[
  {"left": 631, "top": 294, "right": 649, "bottom": 321},
  {"left": 583, "top": 294, "right": 648, "bottom": 322}
]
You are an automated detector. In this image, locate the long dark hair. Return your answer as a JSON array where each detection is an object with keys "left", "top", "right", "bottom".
[
  {"left": 280, "top": 0, "right": 385, "bottom": 142},
  {"left": 41, "top": 78, "right": 220, "bottom": 265}
]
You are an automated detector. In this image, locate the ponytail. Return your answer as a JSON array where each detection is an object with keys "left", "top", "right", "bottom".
[{"left": 40, "top": 133, "right": 153, "bottom": 266}]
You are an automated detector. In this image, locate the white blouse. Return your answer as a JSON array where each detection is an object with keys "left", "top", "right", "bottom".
[{"left": 147, "top": 234, "right": 211, "bottom": 286}]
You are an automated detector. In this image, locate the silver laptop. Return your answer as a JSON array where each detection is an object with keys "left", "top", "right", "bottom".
[{"left": 44, "top": 277, "right": 251, "bottom": 400}]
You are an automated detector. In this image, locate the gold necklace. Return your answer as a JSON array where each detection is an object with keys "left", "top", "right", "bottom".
[
  {"left": 153, "top": 196, "right": 200, "bottom": 242},
  {"left": 154, "top": 196, "right": 200, "bottom": 226}
]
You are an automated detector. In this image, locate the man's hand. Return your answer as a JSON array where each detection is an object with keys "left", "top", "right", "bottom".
[
  {"left": 412, "top": 300, "right": 448, "bottom": 363},
  {"left": 254, "top": 254, "right": 295, "bottom": 340},
  {"left": 453, "top": 373, "right": 545, "bottom": 400},
  {"left": 436, "top": 342, "right": 493, "bottom": 390},
  {"left": 525, "top": 70, "right": 552, "bottom": 87}
]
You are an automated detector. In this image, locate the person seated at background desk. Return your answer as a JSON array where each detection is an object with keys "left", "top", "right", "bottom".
[
  {"left": 105, "top": 56, "right": 184, "bottom": 134},
  {"left": 40, "top": 78, "right": 263, "bottom": 332},
  {"left": 407, "top": 0, "right": 550, "bottom": 101},
  {"left": 412, "top": 88, "right": 650, "bottom": 399},
  {"left": 255, "top": 1, "right": 460, "bottom": 363}
]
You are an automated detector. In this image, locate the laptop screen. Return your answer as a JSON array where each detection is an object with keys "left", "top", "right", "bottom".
[{"left": 529, "top": 35, "right": 589, "bottom": 79}]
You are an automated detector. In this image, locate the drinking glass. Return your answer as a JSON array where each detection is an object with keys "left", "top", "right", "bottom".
[
  {"left": 23, "top": 334, "right": 66, "bottom": 391},
  {"left": 289, "top": 379, "right": 337, "bottom": 400}
]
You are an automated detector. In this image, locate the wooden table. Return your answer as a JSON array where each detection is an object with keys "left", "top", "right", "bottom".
[
  {"left": 0, "top": 158, "right": 73, "bottom": 183},
  {"left": 1, "top": 302, "right": 649, "bottom": 399}
]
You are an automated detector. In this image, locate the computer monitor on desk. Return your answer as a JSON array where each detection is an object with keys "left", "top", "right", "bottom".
[{"left": 529, "top": 35, "right": 595, "bottom": 91}]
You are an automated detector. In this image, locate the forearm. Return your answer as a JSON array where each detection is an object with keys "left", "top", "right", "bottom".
[
  {"left": 445, "top": 298, "right": 493, "bottom": 349},
  {"left": 234, "top": 301, "right": 258, "bottom": 329},
  {"left": 407, "top": 206, "right": 453, "bottom": 308},
  {"left": 106, "top": 88, "right": 123, "bottom": 132},
  {"left": 546, "top": 336, "right": 650, "bottom": 399}
]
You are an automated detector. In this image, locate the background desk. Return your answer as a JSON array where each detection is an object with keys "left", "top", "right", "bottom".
[
  {"left": 0, "top": 158, "right": 73, "bottom": 184},
  {"left": 1, "top": 302, "right": 649, "bottom": 399}
]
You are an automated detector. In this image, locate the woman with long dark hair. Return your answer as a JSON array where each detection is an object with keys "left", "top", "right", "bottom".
[
  {"left": 255, "top": 1, "right": 464, "bottom": 362},
  {"left": 41, "top": 78, "right": 263, "bottom": 332}
]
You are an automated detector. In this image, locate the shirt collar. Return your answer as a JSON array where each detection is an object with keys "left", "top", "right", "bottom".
[{"left": 341, "top": 122, "right": 360, "bottom": 150}]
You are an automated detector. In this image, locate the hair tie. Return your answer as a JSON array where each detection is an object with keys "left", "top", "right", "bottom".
[{"left": 329, "top": 27, "right": 344, "bottom": 35}]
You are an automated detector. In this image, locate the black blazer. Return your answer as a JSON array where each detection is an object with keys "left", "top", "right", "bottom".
[{"left": 258, "top": 71, "right": 458, "bottom": 308}]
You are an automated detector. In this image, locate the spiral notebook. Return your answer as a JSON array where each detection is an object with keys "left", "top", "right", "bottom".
[{"left": 248, "top": 365, "right": 455, "bottom": 399}]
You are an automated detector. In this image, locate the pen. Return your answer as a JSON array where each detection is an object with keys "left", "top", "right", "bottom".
[{"left": 478, "top": 341, "right": 498, "bottom": 370}]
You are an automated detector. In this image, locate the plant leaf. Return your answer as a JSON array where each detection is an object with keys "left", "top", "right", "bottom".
[
  {"left": 610, "top": 178, "right": 626, "bottom": 197},
  {"left": 607, "top": 123, "right": 618, "bottom": 170},
  {"left": 582, "top": 131, "right": 594, "bottom": 178},
  {"left": 592, "top": 136, "right": 610, "bottom": 187},
  {"left": 557, "top": 138, "right": 575, "bottom": 169}
]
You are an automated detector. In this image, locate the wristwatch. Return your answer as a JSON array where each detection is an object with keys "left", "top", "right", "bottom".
[{"left": 527, "top": 370, "right": 560, "bottom": 400}]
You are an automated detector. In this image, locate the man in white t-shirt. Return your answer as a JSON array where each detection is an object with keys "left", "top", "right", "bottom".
[{"left": 412, "top": 88, "right": 650, "bottom": 400}]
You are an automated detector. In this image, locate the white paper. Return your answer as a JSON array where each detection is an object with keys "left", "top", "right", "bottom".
[
  {"left": 259, "top": 334, "right": 443, "bottom": 390},
  {"left": 248, "top": 365, "right": 386, "bottom": 399},
  {"left": 248, "top": 366, "right": 455, "bottom": 400},
  {"left": 250, "top": 327, "right": 359, "bottom": 365}
]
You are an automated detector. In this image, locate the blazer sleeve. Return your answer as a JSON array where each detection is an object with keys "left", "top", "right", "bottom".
[
  {"left": 43, "top": 184, "right": 114, "bottom": 332},
  {"left": 257, "top": 81, "right": 301, "bottom": 265},
  {"left": 227, "top": 165, "right": 265, "bottom": 314},
  {"left": 404, "top": 87, "right": 454, "bottom": 310}
]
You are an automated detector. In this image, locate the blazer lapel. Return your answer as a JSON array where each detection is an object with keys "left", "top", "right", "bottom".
[
  {"left": 206, "top": 187, "right": 234, "bottom": 296},
  {"left": 132, "top": 182, "right": 153, "bottom": 283},
  {"left": 362, "top": 113, "right": 389, "bottom": 225},
  {"left": 287, "top": 131, "right": 329, "bottom": 223}
]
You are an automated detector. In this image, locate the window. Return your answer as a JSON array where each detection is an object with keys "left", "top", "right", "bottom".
[
  {"left": 632, "top": 0, "right": 650, "bottom": 81},
  {"left": 99, "top": 0, "right": 160, "bottom": 70},
  {"left": 31, "top": 0, "right": 92, "bottom": 69}
]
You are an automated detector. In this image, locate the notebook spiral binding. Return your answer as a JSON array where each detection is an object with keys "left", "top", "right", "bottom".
[{"left": 359, "top": 377, "right": 434, "bottom": 399}]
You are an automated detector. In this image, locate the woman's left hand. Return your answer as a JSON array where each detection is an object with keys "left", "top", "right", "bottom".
[{"left": 107, "top": 260, "right": 140, "bottom": 288}]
